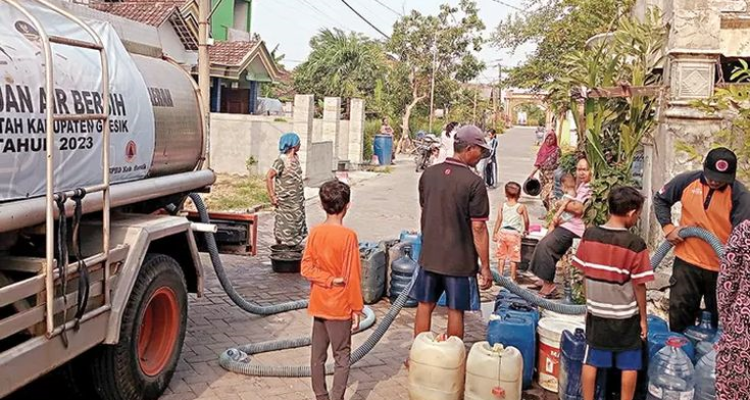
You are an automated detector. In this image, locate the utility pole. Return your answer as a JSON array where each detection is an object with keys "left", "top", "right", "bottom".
[
  {"left": 198, "top": 0, "right": 210, "bottom": 167},
  {"left": 428, "top": 32, "right": 437, "bottom": 133}
]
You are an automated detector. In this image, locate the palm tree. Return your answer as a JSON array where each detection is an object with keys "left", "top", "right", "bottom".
[{"left": 293, "top": 28, "right": 386, "bottom": 103}]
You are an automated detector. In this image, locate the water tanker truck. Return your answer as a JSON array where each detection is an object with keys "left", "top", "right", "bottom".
[{"left": 0, "top": 1, "right": 215, "bottom": 398}]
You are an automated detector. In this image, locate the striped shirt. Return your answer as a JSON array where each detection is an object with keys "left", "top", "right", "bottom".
[{"left": 572, "top": 225, "right": 654, "bottom": 350}]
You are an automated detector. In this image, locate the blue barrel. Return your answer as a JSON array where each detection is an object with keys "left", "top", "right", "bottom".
[
  {"left": 487, "top": 311, "right": 536, "bottom": 389},
  {"left": 373, "top": 135, "right": 393, "bottom": 166}
]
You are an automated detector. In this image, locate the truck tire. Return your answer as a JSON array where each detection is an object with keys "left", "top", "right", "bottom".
[{"left": 89, "top": 254, "right": 188, "bottom": 400}]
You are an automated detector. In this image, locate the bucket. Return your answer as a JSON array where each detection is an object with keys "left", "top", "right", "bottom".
[
  {"left": 541, "top": 309, "right": 586, "bottom": 325},
  {"left": 537, "top": 318, "right": 584, "bottom": 393},
  {"left": 523, "top": 178, "right": 541, "bottom": 197}
]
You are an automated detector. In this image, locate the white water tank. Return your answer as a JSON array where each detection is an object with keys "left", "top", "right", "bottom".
[
  {"left": 408, "top": 332, "right": 465, "bottom": 400},
  {"left": 465, "top": 342, "right": 523, "bottom": 400}
]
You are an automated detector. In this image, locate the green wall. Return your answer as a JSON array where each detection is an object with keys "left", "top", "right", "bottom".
[{"left": 211, "top": 0, "right": 252, "bottom": 41}]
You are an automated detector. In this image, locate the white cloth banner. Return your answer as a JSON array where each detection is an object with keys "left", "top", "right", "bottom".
[{"left": 0, "top": 3, "right": 155, "bottom": 201}]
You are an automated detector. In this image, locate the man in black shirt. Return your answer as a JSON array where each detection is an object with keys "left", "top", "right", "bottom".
[{"left": 413, "top": 125, "right": 492, "bottom": 340}]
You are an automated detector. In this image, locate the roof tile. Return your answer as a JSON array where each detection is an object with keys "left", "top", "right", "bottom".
[
  {"left": 209, "top": 40, "right": 259, "bottom": 66},
  {"left": 89, "top": 1, "right": 183, "bottom": 26}
]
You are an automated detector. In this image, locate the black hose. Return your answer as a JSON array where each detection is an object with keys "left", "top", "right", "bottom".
[
  {"left": 71, "top": 188, "right": 90, "bottom": 328},
  {"left": 188, "top": 193, "right": 308, "bottom": 315},
  {"left": 54, "top": 194, "right": 69, "bottom": 347},
  {"left": 493, "top": 227, "right": 725, "bottom": 315}
]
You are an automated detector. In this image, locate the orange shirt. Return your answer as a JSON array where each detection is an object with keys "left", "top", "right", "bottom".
[{"left": 301, "top": 224, "right": 364, "bottom": 320}]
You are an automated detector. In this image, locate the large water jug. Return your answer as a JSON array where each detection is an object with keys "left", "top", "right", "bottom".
[
  {"left": 408, "top": 332, "right": 466, "bottom": 400},
  {"left": 684, "top": 311, "right": 716, "bottom": 346},
  {"left": 494, "top": 288, "right": 525, "bottom": 312},
  {"left": 360, "top": 242, "right": 386, "bottom": 304},
  {"left": 390, "top": 245, "right": 418, "bottom": 307},
  {"left": 648, "top": 331, "right": 695, "bottom": 363},
  {"left": 465, "top": 342, "right": 523, "bottom": 400},
  {"left": 647, "top": 338, "right": 695, "bottom": 400},
  {"left": 558, "top": 328, "right": 607, "bottom": 400},
  {"left": 400, "top": 230, "right": 423, "bottom": 261},
  {"left": 695, "top": 329, "right": 721, "bottom": 363},
  {"left": 694, "top": 349, "right": 716, "bottom": 400},
  {"left": 487, "top": 312, "right": 536, "bottom": 389},
  {"left": 496, "top": 301, "right": 540, "bottom": 327}
]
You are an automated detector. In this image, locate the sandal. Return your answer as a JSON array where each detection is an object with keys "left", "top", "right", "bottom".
[{"left": 541, "top": 289, "right": 559, "bottom": 299}]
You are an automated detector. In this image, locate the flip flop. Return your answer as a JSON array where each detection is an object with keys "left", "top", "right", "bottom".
[{"left": 541, "top": 289, "right": 559, "bottom": 299}]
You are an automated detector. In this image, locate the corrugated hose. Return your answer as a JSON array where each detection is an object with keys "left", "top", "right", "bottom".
[
  {"left": 189, "top": 193, "right": 401, "bottom": 377},
  {"left": 492, "top": 227, "right": 725, "bottom": 315}
]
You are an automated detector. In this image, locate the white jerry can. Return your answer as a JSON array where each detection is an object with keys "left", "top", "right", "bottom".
[
  {"left": 408, "top": 332, "right": 466, "bottom": 400},
  {"left": 465, "top": 342, "right": 523, "bottom": 400}
]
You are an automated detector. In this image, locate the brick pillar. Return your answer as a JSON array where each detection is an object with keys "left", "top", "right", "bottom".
[
  {"left": 322, "top": 97, "right": 341, "bottom": 169},
  {"left": 293, "top": 94, "right": 315, "bottom": 179},
  {"left": 348, "top": 98, "right": 365, "bottom": 166}
]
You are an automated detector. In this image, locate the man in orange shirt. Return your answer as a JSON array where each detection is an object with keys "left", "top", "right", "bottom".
[
  {"left": 653, "top": 148, "right": 750, "bottom": 332},
  {"left": 301, "top": 180, "right": 363, "bottom": 400}
]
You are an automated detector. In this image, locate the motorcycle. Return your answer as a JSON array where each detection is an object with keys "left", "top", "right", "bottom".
[{"left": 414, "top": 134, "right": 441, "bottom": 172}]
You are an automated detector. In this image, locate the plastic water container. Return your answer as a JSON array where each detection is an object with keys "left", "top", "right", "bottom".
[
  {"left": 359, "top": 243, "right": 386, "bottom": 304},
  {"left": 389, "top": 245, "right": 418, "bottom": 307},
  {"left": 647, "top": 338, "right": 695, "bottom": 400},
  {"left": 695, "top": 329, "right": 721, "bottom": 363},
  {"left": 537, "top": 318, "right": 584, "bottom": 393},
  {"left": 559, "top": 328, "right": 607, "bottom": 400},
  {"left": 694, "top": 349, "right": 716, "bottom": 400},
  {"left": 493, "top": 288, "right": 524, "bottom": 311},
  {"left": 684, "top": 311, "right": 717, "bottom": 346},
  {"left": 487, "top": 312, "right": 536, "bottom": 389},
  {"left": 408, "top": 332, "right": 466, "bottom": 400},
  {"left": 541, "top": 308, "right": 586, "bottom": 325},
  {"left": 399, "top": 230, "right": 422, "bottom": 260},
  {"left": 648, "top": 314, "right": 670, "bottom": 335},
  {"left": 373, "top": 135, "right": 393, "bottom": 166},
  {"left": 648, "top": 331, "right": 695, "bottom": 363},
  {"left": 465, "top": 342, "right": 523, "bottom": 400},
  {"left": 494, "top": 291, "right": 540, "bottom": 327}
]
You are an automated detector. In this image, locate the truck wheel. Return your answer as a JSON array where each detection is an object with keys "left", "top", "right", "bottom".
[{"left": 89, "top": 254, "right": 188, "bottom": 400}]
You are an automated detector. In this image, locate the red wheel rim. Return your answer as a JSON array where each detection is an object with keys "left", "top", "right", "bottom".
[{"left": 137, "top": 287, "right": 179, "bottom": 377}]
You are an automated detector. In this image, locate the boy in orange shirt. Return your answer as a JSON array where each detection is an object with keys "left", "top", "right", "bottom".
[{"left": 301, "top": 180, "right": 364, "bottom": 400}]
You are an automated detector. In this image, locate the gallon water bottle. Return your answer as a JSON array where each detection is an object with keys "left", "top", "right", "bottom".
[
  {"left": 695, "top": 329, "right": 722, "bottom": 363},
  {"left": 684, "top": 311, "right": 716, "bottom": 345},
  {"left": 694, "top": 349, "right": 716, "bottom": 400},
  {"left": 390, "top": 245, "right": 418, "bottom": 307},
  {"left": 647, "top": 337, "right": 695, "bottom": 400},
  {"left": 648, "top": 314, "right": 669, "bottom": 336}
]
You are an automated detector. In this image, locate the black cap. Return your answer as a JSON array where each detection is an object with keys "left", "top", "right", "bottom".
[
  {"left": 703, "top": 147, "right": 737, "bottom": 184},
  {"left": 455, "top": 125, "right": 490, "bottom": 150}
]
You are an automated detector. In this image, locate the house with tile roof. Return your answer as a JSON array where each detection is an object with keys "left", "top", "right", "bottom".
[{"left": 90, "top": 0, "right": 279, "bottom": 114}]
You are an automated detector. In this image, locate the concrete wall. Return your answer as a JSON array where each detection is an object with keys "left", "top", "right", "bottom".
[
  {"left": 210, "top": 96, "right": 365, "bottom": 186},
  {"left": 306, "top": 142, "right": 335, "bottom": 187},
  {"left": 210, "top": 114, "right": 292, "bottom": 176}
]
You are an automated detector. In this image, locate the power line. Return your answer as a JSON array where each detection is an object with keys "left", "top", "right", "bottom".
[
  {"left": 487, "top": 0, "right": 524, "bottom": 12},
  {"left": 371, "top": 0, "right": 402, "bottom": 16},
  {"left": 339, "top": 0, "right": 391, "bottom": 39}
]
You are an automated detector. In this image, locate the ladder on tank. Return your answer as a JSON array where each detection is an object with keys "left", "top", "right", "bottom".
[{"left": 4, "top": 0, "right": 113, "bottom": 339}]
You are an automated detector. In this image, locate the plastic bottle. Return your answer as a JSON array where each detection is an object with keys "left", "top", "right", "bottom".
[
  {"left": 684, "top": 311, "right": 717, "bottom": 345},
  {"left": 646, "top": 338, "right": 695, "bottom": 400},
  {"left": 695, "top": 329, "right": 722, "bottom": 363},
  {"left": 389, "top": 245, "right": 418, "bottom": 307},
  {"left": 694, "top": 349, "right": 716, "bottom": 400}
]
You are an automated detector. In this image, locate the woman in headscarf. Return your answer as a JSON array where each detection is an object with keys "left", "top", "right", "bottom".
[
  {"left": 716, "top": 220, "right": 750, "bottom": 399},
  {"left": 266, "top": 133, "right": 308, "bottom": 245},
  {"left": 528, "top": 129, "right": 561, "bottom": 210}
]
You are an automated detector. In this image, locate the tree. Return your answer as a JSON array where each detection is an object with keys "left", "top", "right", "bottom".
[
  {"left": 493, "top": 0, "right": 632, "bottom": 91},
  {"left": 386, "top": 0, "right": 485, "bottom": 146},
  {"left": 293, "top": 28, "right": 386, "bottom": 105}
]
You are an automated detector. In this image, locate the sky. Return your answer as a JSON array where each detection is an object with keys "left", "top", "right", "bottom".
[{"left": 251, "top": 0, "right": 536, "bottom": 85}]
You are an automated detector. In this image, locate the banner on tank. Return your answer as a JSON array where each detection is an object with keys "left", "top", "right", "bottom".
[{"left": 0, "top": 3, "right": 155, "bottom": 201}]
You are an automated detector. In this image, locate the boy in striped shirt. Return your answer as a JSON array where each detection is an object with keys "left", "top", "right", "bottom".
[{"left": 572, "top": 186, "right": 654, "bottom": 400}]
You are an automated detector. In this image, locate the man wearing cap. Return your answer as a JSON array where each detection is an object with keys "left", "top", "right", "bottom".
[
  {"left": 653, "top": 147, "right": 750, "bottom": 332},
  {"left": 413, "top": 125, "right": 493, "bottom": 340}
]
